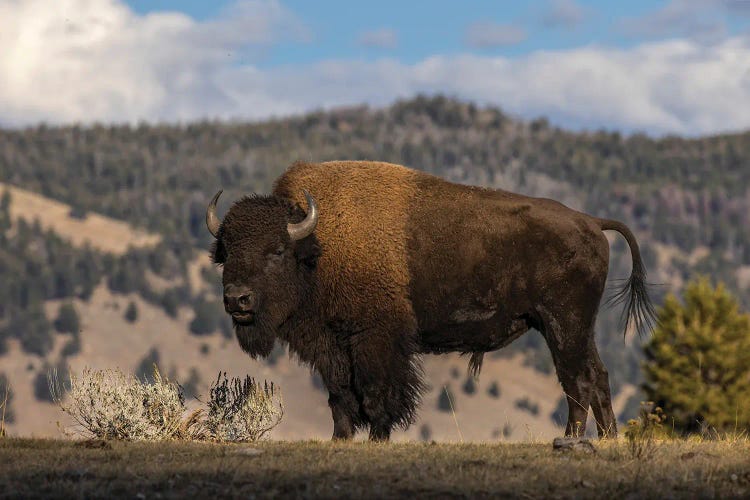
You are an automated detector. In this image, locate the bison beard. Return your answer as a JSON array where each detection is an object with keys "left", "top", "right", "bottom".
[{"left": 234, "top": 318, "right": 275, "bottom": 359}]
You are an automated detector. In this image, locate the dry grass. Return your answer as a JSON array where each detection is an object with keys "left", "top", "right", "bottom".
[
  {"left": 1, "top": 182, "right": 161, "bottom": 255},
  {"left": 0, "top": 438, "right": 749, "bottom": 499}
]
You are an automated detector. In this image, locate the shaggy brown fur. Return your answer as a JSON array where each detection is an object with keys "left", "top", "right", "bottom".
[{"left": 210, "top": 160, "right": 656, "bottom": 440}]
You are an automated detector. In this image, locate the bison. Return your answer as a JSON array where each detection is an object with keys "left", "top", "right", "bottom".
[{"left": 206, "top": 160, "right": 656, "bottom": 441}]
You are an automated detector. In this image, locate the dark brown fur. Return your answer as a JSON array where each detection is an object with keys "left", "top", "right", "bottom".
[{"left": 210, "top": 161, "right": 656, "bottom": 440}]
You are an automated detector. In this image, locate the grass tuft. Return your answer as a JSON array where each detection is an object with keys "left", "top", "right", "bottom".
[
  {"left": 624, "top": 401, "right": 669, "bottom": 459},
  {"left": 0, "top": 383, "right": 9, "bottom": 438}
]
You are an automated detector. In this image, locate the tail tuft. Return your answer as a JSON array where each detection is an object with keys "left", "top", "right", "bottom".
[{"left": 468, "top": 352, "right": 484, "bottom": 378}]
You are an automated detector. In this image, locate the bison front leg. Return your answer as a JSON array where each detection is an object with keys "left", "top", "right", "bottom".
[
  {"left": 351, "top": 320, "right": 425, "bottom": 442},
  {"left": 318, "top": 364, "right": 361, "bottom": 440},
  {"left": 328, "top": 390, "right": 358, "bottom": 440}
]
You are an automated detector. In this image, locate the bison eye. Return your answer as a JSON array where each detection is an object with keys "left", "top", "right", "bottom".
[{"left": 272, "top": 244, "right": 285, "bottom": 256}]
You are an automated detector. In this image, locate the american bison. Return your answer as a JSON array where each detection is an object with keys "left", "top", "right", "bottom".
[{"left": 206, "top": 161, "right": 655, "bottom": 440}]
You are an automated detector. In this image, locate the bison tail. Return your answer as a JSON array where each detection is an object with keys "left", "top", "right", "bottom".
[
  {"left": 598, "top": 218, "right": 657, "bottom": 338},
  {"left": 468, "top": 352, "right": 484, "bottom": 378}
]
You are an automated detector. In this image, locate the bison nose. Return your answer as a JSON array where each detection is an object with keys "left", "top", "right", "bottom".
[{"left": 223, "top": 285, "right": 256, "bottom": 314}]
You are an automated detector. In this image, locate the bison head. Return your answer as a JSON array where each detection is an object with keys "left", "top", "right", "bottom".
[{"left": 206, "top": 190, "right": 320, "bottom": 358}]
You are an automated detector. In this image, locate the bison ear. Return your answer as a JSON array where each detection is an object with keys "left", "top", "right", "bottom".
[
  {"left": 294, "top": 236, "right": 321, "bottom": 269},
  {"left": 210, "top": 238, "right": 227, "bottom": 264}
]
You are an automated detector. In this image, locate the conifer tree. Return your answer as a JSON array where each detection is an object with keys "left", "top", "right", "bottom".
[
  {"left": 643, "top": 277, "right": 750, "bottom": 433},
  {"left": 124, "top": 301, "right": 138, "bottom": 323},
  {"left": 54, "top": 302, "right": 80, "bottom": 334}
]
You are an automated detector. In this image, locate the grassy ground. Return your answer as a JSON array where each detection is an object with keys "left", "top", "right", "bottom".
[{"left": 1, "top": 438, "right": 749, "bottom": 499}]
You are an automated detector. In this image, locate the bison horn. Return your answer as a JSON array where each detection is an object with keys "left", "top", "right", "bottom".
[
  {"left": 206, "top": 190, "right": 223, "bottom": 238},
  {"left": 287, "top": 190, "right": 318, "bottom": 241}
]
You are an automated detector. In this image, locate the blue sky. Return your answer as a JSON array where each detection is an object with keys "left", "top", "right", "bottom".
[
  {"left": 123, "top": 0, "right": 748, "bottom": 65},
  {"left": 2, "top": 0, "right": 750, "bottom": 134}
]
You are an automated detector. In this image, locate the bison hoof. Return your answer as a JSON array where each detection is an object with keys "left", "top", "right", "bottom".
[{"left": 552, "top": 437, "right": 596, "bottom": 454}]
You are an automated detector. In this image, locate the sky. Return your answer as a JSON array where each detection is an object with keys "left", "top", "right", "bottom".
[{"left": 1, "top": 0, "right": 750, "bottom": 135}]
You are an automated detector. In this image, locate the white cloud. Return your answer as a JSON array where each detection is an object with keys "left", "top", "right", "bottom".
[
  {"left": 357, "top": 28, "right": 398, "bottom": 49},
  {"left": 1, "top": 0, "right": 750, "bottom": 136},
  {"left": 465, "top": 22, "right": 527, "bottom": 49},
  {"left": 620, "top": 0, "right": 729, "bottom": 44},
  {"left": 541, "top": 0, "right": 586, "bottom": 29},
  {"left": 0, "top": 0, "right": 309, "bottom": 124}
]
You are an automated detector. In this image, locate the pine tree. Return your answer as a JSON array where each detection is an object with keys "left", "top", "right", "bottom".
[
  {"left": 462, "top": 376, "right": 476, "bottom": 395},
  {"left": 54, "top": 302, "right": 80, "bottom": 334},
  {"left": 643, "top": 277, "right": 750, "bottom": 433},
  {"left": 189, "top": 297, "right": 219, "bottom": 336},
  {"left": 124, "top": 301, "right": 138, "bottom": 323},
  {"left": 487, "top": 380, "right": 501, "bottom": 399},
  {"left": 136, "top": 347, "right": 161, "bottom": 384},
  {"left": 33, "top": 364, "right": 54, "bottom": 403},
  {"left": 17, "top": 304, "right": 53, "bottom": 357},
  {"left": 437, "top": 385, "right": 456, "bottom": 413}
]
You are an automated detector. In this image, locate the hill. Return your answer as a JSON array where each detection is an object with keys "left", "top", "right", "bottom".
[{"left": 2, "top": 95, "right": 748, "bottom": 439}]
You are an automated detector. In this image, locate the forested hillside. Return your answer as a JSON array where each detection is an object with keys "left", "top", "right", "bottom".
[{"left": 2, "top": 95, "right": 748, "bottom": 417}]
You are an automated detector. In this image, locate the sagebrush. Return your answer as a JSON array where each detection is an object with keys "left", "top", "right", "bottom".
[
  {"left": 203, "top": 372, "right": 283, "bottom": 442},
  {"left": 49, "top": 367, "right": 282, "bottom": 442}
]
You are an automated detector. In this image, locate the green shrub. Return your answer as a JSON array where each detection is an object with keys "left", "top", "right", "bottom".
[{"left": 643, "top": 277, "right": 750, "bottom": 434}]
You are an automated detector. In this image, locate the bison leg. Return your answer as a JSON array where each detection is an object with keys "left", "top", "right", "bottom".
[
  {"left": 328, "top": 391, "right": 358, "bottom": 440},
  {"left": 362, "top": 385, "right": 392, "bottom": 442},
  {"left": 589, "top": 347, "right": 617, "bottom": 438},
  {"left": 539, "top": 309, "right": 601, "bottom": 438},
  {"left": 350, "top": 321, "right": 425, "bottom": 442},
  {"left": 318, "top": 367, "right": 361, "bottom": 440},
  {"left": 554, "top": 355, "right": 596, "bottom": 437},
  {"left": 316, "top": 349, "right": 362, "bottom": 440}
]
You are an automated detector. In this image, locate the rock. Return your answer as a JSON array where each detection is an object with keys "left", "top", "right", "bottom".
[{"left": 552, "top": 437, "right": 596, "bottom": 454}]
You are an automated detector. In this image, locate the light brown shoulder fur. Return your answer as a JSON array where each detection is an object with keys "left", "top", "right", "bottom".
[{"left": 273, "top": 161, "right": 421, "bottom": 323}]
